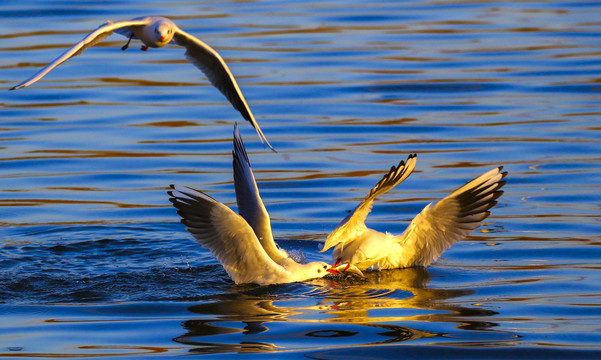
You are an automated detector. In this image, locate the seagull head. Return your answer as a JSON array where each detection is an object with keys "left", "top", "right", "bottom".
[
  {"left": 154, "top": 20, "right": 174, "bottom": 45},
  {"left": 315, "top": 262, "right": 332, "bottom": 276},
  {"left": 295, "top": 262, "right": 335, "bottom": 281}
]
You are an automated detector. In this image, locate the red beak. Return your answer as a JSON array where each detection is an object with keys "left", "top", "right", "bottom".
[
  {"left": 327, "top": 269, "right": 339, "bottom": 274},
  {"left": 160, "top": 35, "right": 165, "bottom": 42}
]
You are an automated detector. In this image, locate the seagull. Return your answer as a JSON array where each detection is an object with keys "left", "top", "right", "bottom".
[
  {"left": 168, "top": 125, "right": 362, "bottom": 285},
  {"left": 321, "top": 154, "right": 507, "bottom": 271},
  {"left": 10, "top": 16, "right": 274, "bottom": 151}
]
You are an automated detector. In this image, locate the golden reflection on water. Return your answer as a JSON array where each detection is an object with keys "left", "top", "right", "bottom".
[
  {"left": 315, "top": 268, "right": 481, "bottom": 322},
  {"left": 175, "top": 268, "right": 511, "bottom": 353}
]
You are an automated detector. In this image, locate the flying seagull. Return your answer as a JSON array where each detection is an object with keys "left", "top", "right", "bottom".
[
  {"left": 10, "top": 16, "right": 274, "bottom": 151},
  {"left": 321, "top": 154, "right": 507, "bottom": 271}
]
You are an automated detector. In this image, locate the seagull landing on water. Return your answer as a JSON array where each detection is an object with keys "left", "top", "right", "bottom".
[
  {"left": 321, "top": 154, "right": 507, "bottom": 271},
  {"left": 10, "top": 16, "right": 274, "bottom": 151},
  {"left": 168, "top": 125, "right": 362, "bottom": 285}
]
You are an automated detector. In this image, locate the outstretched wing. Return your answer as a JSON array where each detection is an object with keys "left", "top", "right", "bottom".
[
  {"left": 232, "top": 124, "right": 287, "bottom": 263},
  {"left": 396, "top": 167, "right": 507, "bottom": 267},
  {"left": 172, "top": 28, "right": 274, "bottom": 151},
  {"left": 10, "top": 19, "right": 150, "bottom": 90},
  {"left": 321, "top": 154, "right": 417, "bottom": 252},
  {"left": 169, "top": 184, "right": 286, "bottom": 285}
]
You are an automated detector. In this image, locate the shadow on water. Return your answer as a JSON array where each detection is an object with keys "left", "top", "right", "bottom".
[{"left": 174, "top": 268, "right": 515, "bottom": 354}]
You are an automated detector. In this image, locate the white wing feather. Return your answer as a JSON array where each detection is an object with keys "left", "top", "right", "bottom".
[
  {"left": 172, "top": 28, "right": 274, "bottom": 151},
  {"left": 168, "top": 185, "right": 287, "bottom": 285},
  {"left": 322, "top": 154, "right": 417, "bottom": 252},
  {"left": 10, "top": 19, "right": 150, "bottom": 90},
  {"left": 232, "top": 124, "right": 287, "bottom": 263},
  {"left": 393, "top": 167, "right": 507, "bottom": 268}
]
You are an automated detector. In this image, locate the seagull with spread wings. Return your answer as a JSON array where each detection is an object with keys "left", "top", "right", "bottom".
[
  {"left": 169, "top": 125, "right": 361, "bottom": 285},
  {"left": 321, "top": 154, "right": 507, "bottom": 271},
  {"left": 10, "top": 16, "right": 273, "bottom": 151}
]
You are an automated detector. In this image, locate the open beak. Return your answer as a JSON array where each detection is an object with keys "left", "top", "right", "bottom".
[{"left": 328, "top": 263, "right": 364, "bottom": 277}]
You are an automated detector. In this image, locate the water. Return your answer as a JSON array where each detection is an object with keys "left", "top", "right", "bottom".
[{"left": 1, "top": 0, "right": 600, "bottom": 358}]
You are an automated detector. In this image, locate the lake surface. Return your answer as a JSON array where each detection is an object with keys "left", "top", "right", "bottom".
[{"left": 1, "top": 0, "right": 600, "bottom": 358}]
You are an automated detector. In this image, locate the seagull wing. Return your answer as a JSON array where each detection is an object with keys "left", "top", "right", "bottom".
[
  {"left": 321, "top": 154, "right": 417, "bottom": 252},
  {"left": 10, "top": 19, "right": 150, "bottom": 90},
  {"left": 395, "top": 167, "right": 507, "bottom": 267},
  {"left": 169, "top": 184, "right": 287, "bottom": 285},
  {"left": 232, "top": 124, "right": 286, "bottom": 263},
  {"left": 171, "top": 28, "right": 274, "bottom": 151}
]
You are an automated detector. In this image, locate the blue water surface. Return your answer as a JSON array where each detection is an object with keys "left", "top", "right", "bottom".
[{"left": 1, "top": 0, "right": 600, "bottom": 358}]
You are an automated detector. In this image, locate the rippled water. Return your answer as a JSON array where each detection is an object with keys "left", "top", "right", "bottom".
[{"left": 1, "top": 0, "right": 600, "bottom": 358}]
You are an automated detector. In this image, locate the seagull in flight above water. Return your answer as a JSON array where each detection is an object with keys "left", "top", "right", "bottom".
[
  {"left": 321, "top": 154, "right": 507, "bottom": 271},
  {"left": 10, "top": 16, "right": 274, "bottom": 151},
  {"left": 168, "top": 125, "right": 362, "bottom": 285}
]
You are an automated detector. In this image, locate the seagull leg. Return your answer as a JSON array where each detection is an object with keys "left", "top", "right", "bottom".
[
  {"left": 121, "top": 34, "right": 133, "bottom": 51},
  {"left": 141, "top": 45, "right": 149, "bottom": 51}
]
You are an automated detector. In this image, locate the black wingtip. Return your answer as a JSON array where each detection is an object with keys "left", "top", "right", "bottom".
[
  {"left": 235, "top": 121, "right": 277, "bottom": 153},
  {"left": 264, "top": 139, "right": 277, "bottom": 153},
  {"left": 167, "top": 184, "right": 176, "bottom": 197},
  {"left": 406, "top": 153, "right": 417, "bottom": 167},
  {"left": 394, "top": 152, "right": 418, "bottom": 172},
  {"left": 259, "top": 135, "right": 277, "bottom": 153}
]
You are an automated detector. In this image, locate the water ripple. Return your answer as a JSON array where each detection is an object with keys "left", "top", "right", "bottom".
[{"left": 0, "top": 0, "right": 600, "bottom": 357}]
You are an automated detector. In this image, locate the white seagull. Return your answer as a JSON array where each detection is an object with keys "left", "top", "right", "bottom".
[
  {"left": 10, "top": 16, "right": 274, "bottom": 151},
  {"left": 168, "top": 125, "right": 362, "bottom": 285},
  {"left": 321, "top": 154, "right": 507, "bottom": 271}
]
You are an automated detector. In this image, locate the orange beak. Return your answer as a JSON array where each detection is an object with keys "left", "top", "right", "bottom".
[
  {"left": 327, "top": 268, "right": 339, "bottom": 274},
  {"left": 160, "top": 35, "right": 165, "bottom": 42}
]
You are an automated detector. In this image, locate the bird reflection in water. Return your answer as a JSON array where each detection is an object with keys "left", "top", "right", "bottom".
[{"left": 173, "top": 267, "right": 512, "bottom": 354}]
